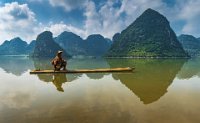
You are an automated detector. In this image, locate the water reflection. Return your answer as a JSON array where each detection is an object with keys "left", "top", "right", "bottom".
[
  {"left": 52, "top": 74, "right": 67, "bottom": 92},
  {"left": 107, "top": 59, "right": 186, "bottom": 104},
  {"left": 177, "top": 57, "right": 200, "bottom": 79},
  {"left": 1, "top": 56, "right": 200, "bottom": 123},
  {"left": 67, "top": 58, "right": 110, "bottom": 79},
  {"left": 0, "top": 56, "right": 34, "bottom": 76},
  {"left": 0, "top": 56, "right": 188, "bottom": 102},
  {"left": 32, "top": 58, "right": 110, "bottom": 92},
  {"left": 0, "top": 73, "right": 137, "bottom": 123}
]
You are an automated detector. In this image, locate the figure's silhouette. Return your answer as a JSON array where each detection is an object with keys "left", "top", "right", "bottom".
[{"left": 52, "top": 74, "right": 67, "bottom": 92}]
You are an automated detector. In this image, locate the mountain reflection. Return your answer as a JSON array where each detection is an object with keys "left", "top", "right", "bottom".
[
  {"left": 0, "top": 56, "right": 34, "bottom": 76},
  {"left": 177, "top": 57, "right": 200, "bottom": 79},
  {"left": 67, "top": 58, "right": 110, "bottom": 79},
  {"left": 107, "top": 59, "right": 186, "bottom": 104}
]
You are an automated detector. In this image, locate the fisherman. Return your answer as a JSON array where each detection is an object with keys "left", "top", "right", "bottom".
[{"left": 51, "top": 51, "right": 67, "bottom": 71}]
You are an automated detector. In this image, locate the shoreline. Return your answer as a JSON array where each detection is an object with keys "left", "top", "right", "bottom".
[
  {"left": 104, "top": 56, "right": 191, "bottom": 59},
  {"left": 0, "top": 55, "right": 193, "bottom": 59},
  {"left": 0, "top": 55, "right": 29, "bottom": 57}
]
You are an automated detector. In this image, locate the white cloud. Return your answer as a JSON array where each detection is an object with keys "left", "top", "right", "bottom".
[
  {"left": 49, "top": 0, "right": 87, "bottom": 11},
  {"left": 0, "top": 2, "right": 38, "bottom": 43},
  {"left": 118, "top": 0, "right": 165, "bottom": 25},
  {"left": 178, "top": 0, "right": 200, "bottom": 36},
  {"left": 42, "top": 22, "right": 85, "bottom": 38},
  {"left": 84, "top": 1, "right": 102, "bottom": 36},
  {"left": 83, "top": 0, "right": 125, "bottom": 39}
]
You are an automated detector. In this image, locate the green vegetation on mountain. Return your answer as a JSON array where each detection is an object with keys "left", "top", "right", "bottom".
[
  {"left": 32, "top": 31, "right": 71, "bottom": 58},
  {"left": 178, "top": 34, "right": 200, "bottom": 57},
  {"left": 106, "top": 8, "right": 188, "bottom": 57}
]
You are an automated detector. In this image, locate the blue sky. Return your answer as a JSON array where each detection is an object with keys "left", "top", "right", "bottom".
[{"left": 0, "top": 0, "right": 200, "bottom": 44}]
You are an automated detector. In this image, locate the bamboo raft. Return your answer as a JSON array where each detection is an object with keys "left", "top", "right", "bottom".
[{"left": 30, "top": 67, "right": 134, "bottom": 74}]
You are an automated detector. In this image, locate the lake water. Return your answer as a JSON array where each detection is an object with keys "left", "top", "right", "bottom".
[{"left": 0, "top": 56, "right": 200, "bottom": 123}]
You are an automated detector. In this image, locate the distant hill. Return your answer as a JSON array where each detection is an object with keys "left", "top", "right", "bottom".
[
  {"left": 112, "top": 33, "right": 120, "bottom": 42},
  {"left": 32, "top": 31, "right": 71, "bottom": 58},
  {"left": 26, "top": 40, "right": 36, "bottom": 54},
  {"left": 106, "top": 8, "right": 188, "bottom": 58},
  {"left": 55, "top": 32, "right": 112, "bottom": 57},
  {"left": 178, "top": 34, "right": 200, "bottom": 57},
  {"left": 54, "top": 31, "right": 86, "bottom": 56},
  {"left": 84, "top": 34, "right": 112, "bottom": 56},
  {"left": 105, "top": 38, "right": 112, "bottom": 46},
  {"left": 0, "top": 32, "right": 111, "bottom": 57},
  {"left": 0, "top": 37, "right": 33, "bottom": 55}
]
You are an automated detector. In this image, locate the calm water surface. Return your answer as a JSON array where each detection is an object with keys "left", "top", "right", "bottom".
[{"left": 0, "top": 56, "right": 200, "bottom": 123}]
